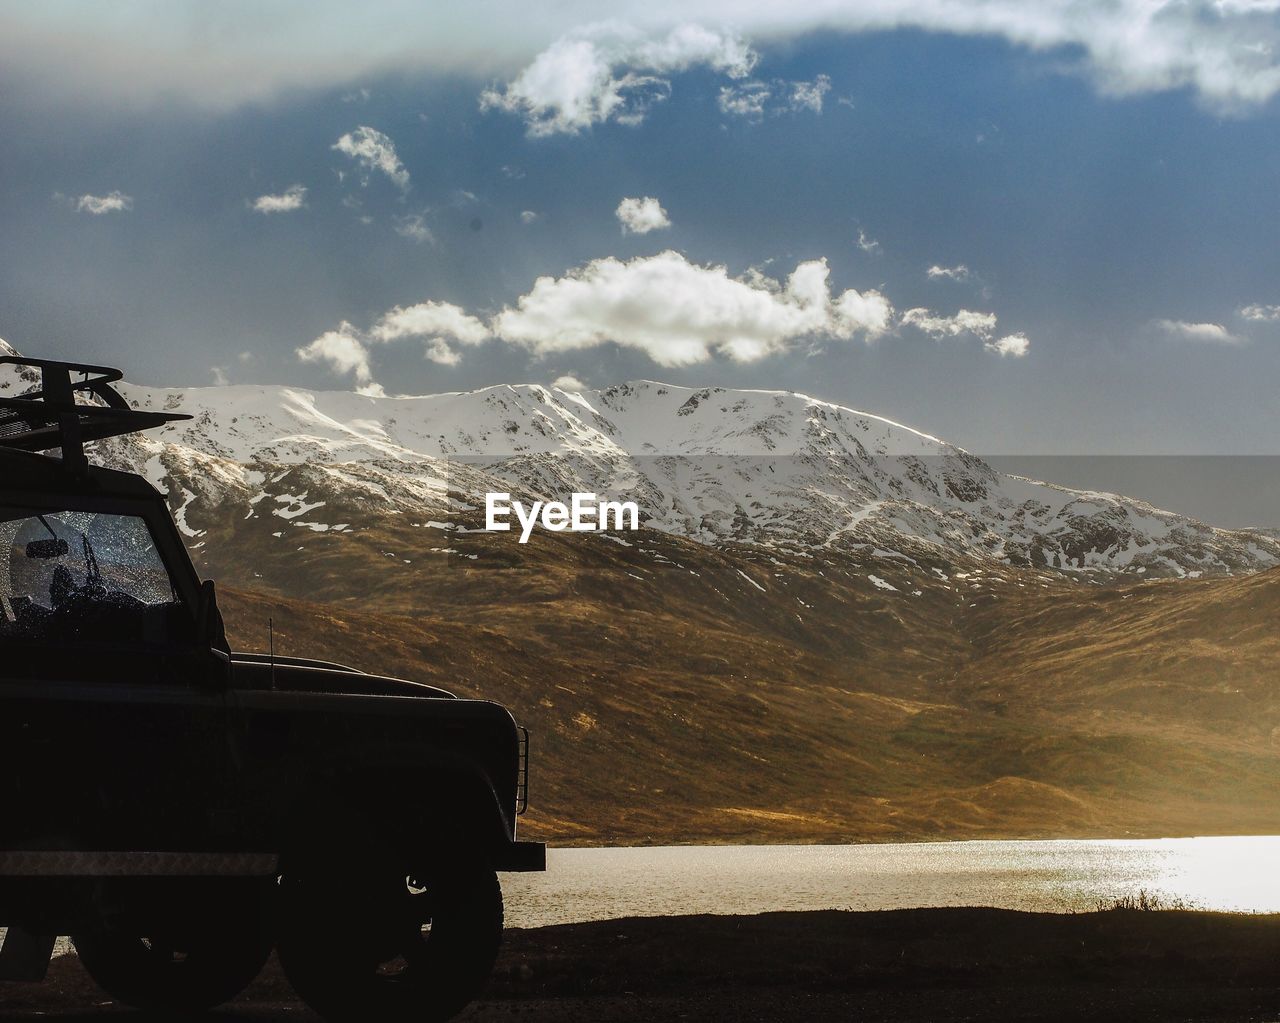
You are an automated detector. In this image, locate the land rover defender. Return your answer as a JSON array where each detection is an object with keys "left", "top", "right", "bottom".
[{"left": 0, "top": 356, "right": 545, "bottom": 1021}]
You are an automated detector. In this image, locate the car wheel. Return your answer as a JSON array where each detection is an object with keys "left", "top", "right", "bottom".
[
  {"left": 71, "top": 922, "right": 273, "bottom": 1012},
  {"left": 277, "top": 859, "right": 504, "bottom": 1023}
]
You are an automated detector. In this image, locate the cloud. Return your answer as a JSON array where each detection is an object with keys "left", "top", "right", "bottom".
[
  {"left": 856, "top": 228, "right": 881, "bottom": 254},
  {"left": 424, "top": 338, "right": 462, "bottom": 366},
  {"left": 210, "top": 366, "right": 229, "bottom": 386},
  {"left": 616, "top": 196, "right": 671, "bottom": 234},
  {"left": 789, "top": 74, "right": 832, "bottom": 113},
  {"left": 719, "top": 74, "right": 831, "bottom": 119},
  {"left": 902, "top": 308, "right": 998, "bottom": 337},
  {"left": 491, "top": 250, "right": 892, "bottom": 366},
  {"left": 332, "top": 126, "right": 409, "bottom": 190},
  {"left": 297, "top": 251, "right": 1031, "bottom": 387},
  {"left": 69, "top": 191, "right": 132, "bottom": 214},
  {"left": 1240, "top": 303, "right": 1280, "bottom": 322},
  {"left": 380, "top": 300, "right": 493, "bottom": 372},
  {"left": 251, "top": 184, "right": 307, "bottom": 214},
  {"left": 717, "top": 80, "right": 771, "bottom": 118},
  {"left": 296, "top": 323, "right": 384, "bottom": 396},
  {"left": 480, "top": 22, "right": 756, "bottom": 135},
  {"left": 520, "top": 210, "right": 541, "bottom": 224},
  {"left": 927, "top": 263, "right": 972, "bottom": 282},
  {"left": 298, "top": 302, "right": 488, "bottom": 390},
  {"left": 9, "top": 4, "right": 1280, "bottom": 112},
  {"left": 393, "top": 212, "right": 433, "bottom": 243},
  {"left": 1155, "top": 319, "right": 1242, "bottom": 343},
  {"left": 552, "top": 374, "right": 588, "bottom": 391},
  {"left": 370, "top": 301, "right": 489, "bottom": 345},
  {"left": 986, "top": 332, "right": 1029, "bottom": 357},
  {"left": 902, "top": 307, "right": 1028, "bottom": 355}
]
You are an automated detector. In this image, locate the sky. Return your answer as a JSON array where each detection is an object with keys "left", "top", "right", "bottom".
[{"left": 2, "top": 2, "right": 1280, "bottom": 456}]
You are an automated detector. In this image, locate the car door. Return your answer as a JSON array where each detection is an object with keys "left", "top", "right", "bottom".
[{"left": 0, "top": 504, "right": 232, "bottom": 858}]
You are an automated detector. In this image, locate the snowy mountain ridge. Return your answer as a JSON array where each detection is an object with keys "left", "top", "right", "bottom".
[{"left": 2, "top": 346, "right": 1275, "bottom": 579}]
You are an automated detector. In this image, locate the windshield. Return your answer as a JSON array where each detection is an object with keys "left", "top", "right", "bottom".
[{"left": 0, "top": 505, "right": 187, "bottom": 648}]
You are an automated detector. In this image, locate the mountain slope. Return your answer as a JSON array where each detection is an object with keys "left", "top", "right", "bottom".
[
  {"left": 215, "top": 546, "right": 1280, "bottom": 846},
  {"left": 3, "top": 342, "right": 1271, "bottom": 578},
  {"left": 4, "top": 346, "right": 1280, "bottom": 843},
  {"left": 64, "top": 375, "right": 1280, "bottom": 580}
]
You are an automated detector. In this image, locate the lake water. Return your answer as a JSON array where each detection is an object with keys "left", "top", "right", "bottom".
[
  {"left": 12, "top": 836, "right": 1278, "bottom": 958},
  {"left": 501, "top": 837, "right": 1280, "bottom": 928}
]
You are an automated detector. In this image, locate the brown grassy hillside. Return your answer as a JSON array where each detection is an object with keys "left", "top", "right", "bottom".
[{"left": 209, "top": 516, "right": 1280, "bottom": 846}]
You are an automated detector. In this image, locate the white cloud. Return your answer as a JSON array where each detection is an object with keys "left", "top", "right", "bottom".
[
  {"left": 902, "top": 308, "right": 998, "bottom": 337},
  {"left": 70, "top": 191, "right": 132, "bottom": 214},
  {"left": 299, "top": 302, "right": 487, "bottom": 389},
  {"left": 371, "top": 301, "right": 489, "bottom": 346},
  {"left": 480, "top": 22, "right": 756, "bottom": 135},
  {"left": 520, "top": 210, "right": 541, "bottom": 224},
  {"left": 491, "top": 250, "right": 892, "bottom": 366},
  {"left": 902, "top": 307, "right": 1027, "bottom": 355},
  {"left": 393, "top": 212, "right": 433, "bottom": 243},
  {"left": 927, "top": 263, "right": 972, "bottom": 281},
  {"left": 251, "top": 184, "right": 307, "bottom": 214},
  {"left": 1155, "top": 319, "right": 1242, "bottom": 343},
  {"left": 1240, "top": 303, "right": 1280, "bottom": 322},
  {"left": 332, "top": 126, "right": 409, "bottom": 190},
  {"left": 210, "top": 366, "right": 229, "bottom": 386},
  {"left": 986, "top": 332, "right": 1029, "bottom": 357},
  {"left": 552, "top": 374, "right": 588, "bottom": 391},
  {"left": 719, "top": 75, "right": 831, "bottom": 119},
  {"left": 789, "top": 74, "right": 832, "bottom": 113},
  {"left": 296, "top": 323, "right": 384, "bottom": 396},
  {"left": 424, "top": 338, "right": 462, "bottom": 366},
  {"left": 298, "top": 251, "right": 1030, "bottom": 386},
  {"left": 616, "top": 196, "right": 671, "bottom": 234},
  {"left": 718, "top": 81, "right": 771, "bottom": 119},
  {"left": 832, "top": 289, "right": 895, "bottom": 337},
  {"left": 856, "top": 228, "right": 882, "bottom": 254},
  {"left": 10, "top": 4, "right": 1280, "bottom": 112}
]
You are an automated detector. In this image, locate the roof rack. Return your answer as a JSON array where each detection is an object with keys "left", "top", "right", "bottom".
[{"left": 0, "top": 356, "right": 191, "bottom": 475}]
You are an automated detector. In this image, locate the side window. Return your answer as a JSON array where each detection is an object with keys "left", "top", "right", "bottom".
[{"left": 0, "top": 506, "right": 184, "bottom": 647}]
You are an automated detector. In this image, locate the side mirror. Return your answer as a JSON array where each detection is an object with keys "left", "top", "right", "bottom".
[
  {"left": 26, "top": 538, "right": 69, "bottom": 560},
  {"left": 195, "top": 579, "right": 232, "bottom": 690},
  {"left": 196, "top": 579, "right": 225, "bottom": 646}
]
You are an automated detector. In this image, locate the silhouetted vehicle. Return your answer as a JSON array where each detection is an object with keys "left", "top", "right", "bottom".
[{"left": 0, "top": 356, "right": 544, "bottom": 1021}]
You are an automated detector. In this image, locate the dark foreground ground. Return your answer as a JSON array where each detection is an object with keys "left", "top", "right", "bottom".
[{"left": 4, "top": 908, "right": 1280, "bottom": 1022}]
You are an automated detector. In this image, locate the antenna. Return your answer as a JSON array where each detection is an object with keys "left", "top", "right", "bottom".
[{"left": 268, "top": 616, "right": 276, "bottom": 690}]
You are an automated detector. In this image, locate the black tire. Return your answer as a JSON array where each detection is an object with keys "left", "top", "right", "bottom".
[
  {"left": 71, "top": 924, "right": 273, "bottom": 1013},
  {"left": 277, "top": 860, "right": 504, "bottom": 1023}
]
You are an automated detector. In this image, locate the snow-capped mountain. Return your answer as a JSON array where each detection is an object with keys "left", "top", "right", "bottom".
[{"left": 2, "top": 346, "right": 1275, "bottom": 579}]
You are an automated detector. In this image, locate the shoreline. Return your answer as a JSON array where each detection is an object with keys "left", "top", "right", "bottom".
[{"left": 523, "top": 829, "right": 1280, "bottom": 848}]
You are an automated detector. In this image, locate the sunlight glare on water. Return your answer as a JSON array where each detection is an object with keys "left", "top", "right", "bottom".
[
  {"left": 16, "top": 836, "right": 1279, "bottom": 958},
  {"left": 502, "top": 837, "right": 1280, "bottom": 928}
]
